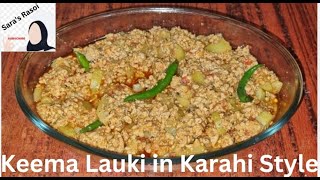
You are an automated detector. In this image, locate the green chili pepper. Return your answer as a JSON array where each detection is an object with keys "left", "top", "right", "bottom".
[
  {"left": 79, "top": 120, "right": 103, "bottom": 133},
  {"left": 124, "top": 60, "right": 179, "bottom": 102},
  {"left": 237, "top": 64, "right": 263, "bottom": 102},
  {"left": 74, "top": 51, "right": 90, "bottom": 72}
]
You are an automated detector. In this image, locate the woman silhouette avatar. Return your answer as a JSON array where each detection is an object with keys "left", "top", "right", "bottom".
[{"left": 27, "top": 20, "right": 55, "bottom": 51}]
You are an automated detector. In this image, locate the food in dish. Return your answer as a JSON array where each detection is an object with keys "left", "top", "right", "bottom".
[{"left": 33, "top": 26, "right": 283, "bottom": 157}]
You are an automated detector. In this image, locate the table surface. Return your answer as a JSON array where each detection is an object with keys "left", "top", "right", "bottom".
[{"left": 1, "top": 3, "right": 317, "bottom": 177}]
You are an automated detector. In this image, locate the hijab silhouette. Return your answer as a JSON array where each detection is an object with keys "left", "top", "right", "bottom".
[{"left": 27, "top": 20, "right": 55, "bottom": 51}]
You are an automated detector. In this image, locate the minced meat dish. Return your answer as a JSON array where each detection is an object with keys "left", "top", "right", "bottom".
[{"left": 33, "top": 26, "right": 283, "bottom": 157}]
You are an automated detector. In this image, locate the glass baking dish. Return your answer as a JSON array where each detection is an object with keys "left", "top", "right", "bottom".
[{"left": 15, "top": 7, "right": 303, "bottom": 163}]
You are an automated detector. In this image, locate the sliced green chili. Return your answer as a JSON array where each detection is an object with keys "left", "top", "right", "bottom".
[
  {"left": 124, "top": 60, "right": 179, "bottom": 102},
  {"left": 74, "top": 51, "right": 90, "bottom": 72},
  {"left": 237, "top": 64, "right": 263, "bottom": 102},
  {"left": 79, "top": 119, "right": 103, "bottom": 133}
]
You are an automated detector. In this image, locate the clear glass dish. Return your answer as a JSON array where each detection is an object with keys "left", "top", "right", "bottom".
[{"left": 15, "top": 7, "right": 303, "bottom": 163}]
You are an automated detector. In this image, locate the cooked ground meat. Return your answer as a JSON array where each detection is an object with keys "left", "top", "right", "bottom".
[{"left": 34, "top": 26, "right": 282, "bottom": 157}]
